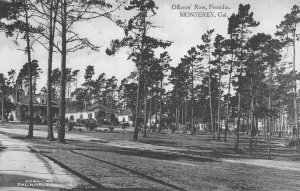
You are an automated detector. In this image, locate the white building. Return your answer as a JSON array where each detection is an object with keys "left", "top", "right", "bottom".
[
  {"left": 66, "top": 103, "right": 117, "bottom": 123},
  {"left": 118, "top": 108, "right": 133, "bottom": 126}
]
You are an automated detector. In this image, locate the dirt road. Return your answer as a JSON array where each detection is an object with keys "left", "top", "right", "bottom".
[{"left": 0, "top": 133, "right": 93, "bottom": 190}]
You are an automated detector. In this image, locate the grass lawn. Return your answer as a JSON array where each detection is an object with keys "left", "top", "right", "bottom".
[{"left": 1, "top": 124, "right": 300, "bottom": 190}]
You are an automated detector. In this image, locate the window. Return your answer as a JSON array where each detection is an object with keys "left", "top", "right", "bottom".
[
  {"left": 80, "top": 114, "right": 83, "bottom": 119},
  {"left": 88, "top": 114, "right": 92, "bottom": 119},
  {"left": 128, "top": 116, "right": 133, "bottom": 121},
  {"left": 41, "top": 98, "right": 46, "bottom": 104},
  {"left": 70, "top": 115, "right": 74, "bottom": 121}
]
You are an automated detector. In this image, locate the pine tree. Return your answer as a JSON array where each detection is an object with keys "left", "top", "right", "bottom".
[
  {"left": 276, "top": 5, "right": 300, "bottom": 151},
  {"left": 106, "top": 0, "right": 171, "bottom": 142},
  {"left": 228, "top": 4, "right": 260, "bottom": 152}
]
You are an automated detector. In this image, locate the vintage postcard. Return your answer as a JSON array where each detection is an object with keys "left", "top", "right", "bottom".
[{"left": 0, "top": 0, "right": 299, "bottom": 190}]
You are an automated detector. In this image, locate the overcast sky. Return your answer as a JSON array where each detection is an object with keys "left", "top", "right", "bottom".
[{"left": 0, "top": 0, "right": 299, "bottom": 92}]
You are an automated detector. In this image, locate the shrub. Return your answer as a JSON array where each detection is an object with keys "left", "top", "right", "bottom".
[
  {"left": 67, "top": 121, "right": 76, "bottom": 131},
  {"left": 81, "top": 119, "right": 87, "bottom": 125},
  {"left": 85, "top": 118, "right": 97, "bottom": 131},
  {"left": 286, "top": 139, "right": 297, "bottom": 147},
  {"left": 76, "top": 119, "right": 87, "bottom": 126},
  {"left": 40, "top": 116, "right": 47, "bottom": 124},
  {"left": 121, "top": 122, "right": 130, "bottom": 129},
  {"left": 103, "top": 120, "right": 112, "bottom": 125},
  {"left": 9, "top": 115, "right": 14, "bottom": 121},
  {"left": 108, "top": 126, "right": 114, "bottom": 132},
  {"left": 33, "top": 116, "right": 42, "bottom": 124}
]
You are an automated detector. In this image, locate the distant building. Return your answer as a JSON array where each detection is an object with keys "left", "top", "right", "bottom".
[
  {"left": 147, "top": 112, "right": 169, "bottom": 126},
  {"left": 9, "top": 94, "right": 59, "bottom": 123},
  {"left": 66, "top": 103, "right": 117, "bottom": 123},
  {"left": 0, "top": 94, "right": 15, "bottom": 121},
  {"left": 118, "top": 108, "right": 133, "bottom": 126}
]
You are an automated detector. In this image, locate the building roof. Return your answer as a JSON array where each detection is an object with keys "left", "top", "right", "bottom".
[
  {"left": 17, "top": 94, "right": 59, "bottom": 108},
  {"left": 66, "top": 109, "right": 87, "bottom": 114},
  {"left": 119, "top": 108, "right": 133, "bottom": 116},
  {"left": 66, "top": 103, "right": 116, "bottom": 114},
  {"left": 88, "top": 103, "right": 115, "bottom": 113}
]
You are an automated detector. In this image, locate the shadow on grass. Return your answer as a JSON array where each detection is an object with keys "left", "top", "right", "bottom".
[
  {"left": 89, "top": 139, "right": 109, "bottom": 143},
  {"left": 4, "top": 130, "right": 300, "bottom": 162},
  {"left": 0, "top": 146, "right": 6, "bottom": 152},
  {"left": 70, "top": 142, "right": 217, "bottom": 164},
  {"left": 70, "top": 150, "right": 187, "bottom": 191},
  {"left": 68, "top": 188, "right": 170, "bottom": 191},
  {"left": 113, "top": 148, "right": 216, "bottom": 162},
  {"left": 139, "top": 139, "right": 180, "bottom": 147},
  {"left": 11, "top": 136, "right": 56, "bottom": 141}
]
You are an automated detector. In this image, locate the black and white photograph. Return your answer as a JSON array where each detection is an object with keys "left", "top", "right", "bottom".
[{"left": 0, "top": 0, "right": 299, "bottom": 190}]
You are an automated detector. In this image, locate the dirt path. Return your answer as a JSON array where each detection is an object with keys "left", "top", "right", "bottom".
[
  {"left": 222, "top": 158, "right": 300, "bottom": 172},
  {"left": 0, "top": 133, "right": 93, "bottom": 190}
]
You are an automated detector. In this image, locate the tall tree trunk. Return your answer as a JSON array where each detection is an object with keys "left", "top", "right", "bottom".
[
  {"left": 24, "top": 0, "right": 33, "bottom": 138},
  {"left": 181, "top": 107, "right": 184, "bottom": 125},
  {"left": 148, "top": 97, "right": 152, "bottom": 129},
  {"left": 155, "top": 90, "right": 158, "bottom": 131},
  {"left": 143, "top": 77, "right": 147, "bottom": 137},
  {"left": 235, "top": 91, "right": 241, "bottom": 152},
  {"left": 184, "top": 100, "right": 188, "bottom": 126},
  {"left": 249, "top": 78, "right": 255, "bottom": 155},
  {"left": 217, "top": 63, "right": 222, "bottom": 141},
  {"left": 224, "top": 58, "right": 233, "bottom": 142},
  {"left": 279, "top": 108, "right": 282, "bottom": 138},
  {"left": 235, "top": 23, "right": 246, "bottom": 152},
  {"left": 47, "top": 0, "right": 59, "bottom": 141},
  {"left": 267, "top": 66, "right": 272, "bottom": 159},
  {"left": 175, "top": 106, "right": 178, "bottom": 129},
  {"left": 255, "top": 92, "right": 259, "bottom": 140},
  {"left": 293, "top": 28, "right": 299, "bottom": 151},
  {"left": 246, "top": 114, "right": 249, "bottom": 135},
  {"left": 235, "top": 63, "right": 243, "bottom": 152},
  {"left": 282, "top": 106, "right": 286, "bottom": 137},
  {"left": 1, "top": 85, "right": 4, "bottom": 124},
  {"left": 263, "top": 118, "right": 266, "bottom": 140},
  {"left": 191, "top": 63, "right": 194, "bottom": 135},
  {"left": 267, "top": 114, "right": 271, "bottom": 159},
  {"left": 158, "top": 80, "right": 163, "bottom": 133},
  {"left": 57, "top": 0, "right": 67, "bottom": 144},
  {"left": 208, "top": 52, "right": 214, "bottom": 140},
  {"left": 255, "top": 116, "right": 259, "bottom": 143},
  {"left": 133, "top": 69, "right": 141, "bottom": 142}
]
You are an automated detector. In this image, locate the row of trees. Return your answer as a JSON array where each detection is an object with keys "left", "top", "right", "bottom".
[
  {"left": 0, "top": 0, "right": 125, "bottom": 142},
  {"left": 105, "top": 3, "right": 300, "bottom": 155},
  {"left": 168, "top": 4, "right": 300, "bottom": 155},
  {"left": 70, "top": 65, "right": 118, "bottom": 112}
]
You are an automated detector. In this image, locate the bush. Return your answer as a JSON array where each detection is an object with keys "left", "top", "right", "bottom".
[
  {"left": 67, "top": 121, "right": 76, "bottom": 131},
  {"left": 9, "top": 115, "right": 14, "bottom": 121},
  {"left": 33, "top": 116, "right": 42, "bottom": 124},
  {"left": 85, "top": 118, "right": 97, "bottom": 131},
  {"left": 108, "top": 126, "right": 114, "bottom": 132},
  {"left": 103, "top": 120, "right": 112, "bottom": 125},
  {"left": 286, "top": 139, "right": 297, "bottom": 147},
  {"left": 81, "top": 119, "right": 87, "bottom": 125},
  {"left": 121, "top": 122, "right": 130, "bottom": 128},
  {"left": 76, "top": 119, "right": 87, "bottom": 126}
]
